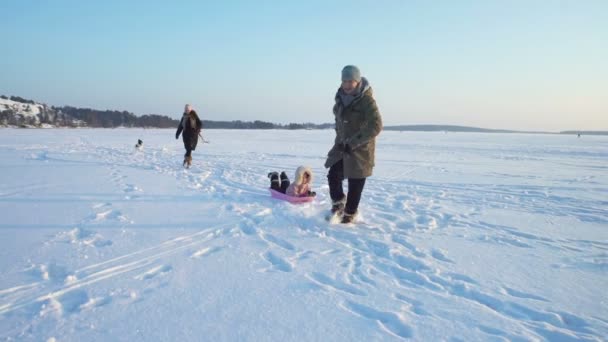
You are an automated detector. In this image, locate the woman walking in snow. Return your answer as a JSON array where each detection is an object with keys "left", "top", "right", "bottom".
[
  {"left": 175, "top": 104, "right": 203, "bottom": 168},
  {"left": 325, "top": 65, "right": 382, "bottom": 223}
]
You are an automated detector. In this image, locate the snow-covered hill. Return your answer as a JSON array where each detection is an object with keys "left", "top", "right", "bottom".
[
  {"left": 0, "top": 97, "right": 83, "bottom": 128},
  {"left": 0, "top": 129, "right": 606, "bottom": 341},
  {"left": 0, "top": 97, "right": 43, "bottom": 116},
  {"left": 0, "top": 96, "right": 175, "bottom": 128},
  {"left": 0, "top": 97, "right": 43, "bottom": 126}
]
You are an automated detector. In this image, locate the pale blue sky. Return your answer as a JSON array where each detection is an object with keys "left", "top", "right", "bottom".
[{"left": 1, "top": 0, "right": 606, "bottom": 131}]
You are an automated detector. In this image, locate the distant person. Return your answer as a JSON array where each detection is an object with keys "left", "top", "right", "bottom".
[
  {"left": 325, "top": 65, "right": 382, "bottom": 223},
  {"left": 175, "top": 104, "right": 202, "bottom": 168}
]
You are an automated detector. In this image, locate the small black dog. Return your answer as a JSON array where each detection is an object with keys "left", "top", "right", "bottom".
[{"left": 135, "top": 139, "right": 143, "bottom": 150}]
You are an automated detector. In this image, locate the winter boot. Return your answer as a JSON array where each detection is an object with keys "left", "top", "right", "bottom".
[
  {"left": 341, "top": 211, "right": 358, "bottom": 224},
  {"left": 280, "top": 171, "right": 290, "bottom": 194},
  {"left": 331, "top": 197, "right": 346, "bottom": 215},
  {"left": 184, "top": 155, "right": 192, "bottom": 168},
  {"left": 324, "top": 197, "right": 346, "bottom": 222},
  {"left": 268, "top": 172, "right": 280, "bottom": 191}
]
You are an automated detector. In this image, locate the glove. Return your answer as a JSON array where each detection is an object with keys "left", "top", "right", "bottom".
[{"left": 175, "top": 134, "right": 179, "bottom": 140}]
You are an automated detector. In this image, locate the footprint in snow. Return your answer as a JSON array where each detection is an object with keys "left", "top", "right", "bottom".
[
  {"left": 134, "top": 265, "right": 173, "bottom": 281},
  {"left": 190, "top": 246, "right": 222, "bottom": 259},
  {"left": 261, "top": 251, "right": 293, "bottom": 272},
  {"left": 340, "top": 300, "right": 413, "bottom": 339}
]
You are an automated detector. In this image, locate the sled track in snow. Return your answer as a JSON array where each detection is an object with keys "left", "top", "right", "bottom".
[{"left": 0, "top": 222, "right": 236, "bottom": 317}]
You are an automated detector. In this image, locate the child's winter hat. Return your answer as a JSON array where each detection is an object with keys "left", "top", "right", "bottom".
[
  {"left": 294, "top": 166, "right": 313, "bottom": 185},
  {"left": 341, "top": 65, "right": 361, "bottom": 82},
  {"left": 184, "top": 104, "right": 193, "bottom": 113}
]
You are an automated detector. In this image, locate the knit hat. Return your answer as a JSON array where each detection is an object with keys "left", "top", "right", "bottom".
[
  {"left": 184, "top": 104, "right": 193, "bottom": 113},
  {"left": 341, "top": 65, "right": 361, "bottom": 82}
]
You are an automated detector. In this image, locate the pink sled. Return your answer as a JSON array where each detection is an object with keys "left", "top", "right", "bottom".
[{"left": 269, "top": 189, "right": 314, "bottom": 204}]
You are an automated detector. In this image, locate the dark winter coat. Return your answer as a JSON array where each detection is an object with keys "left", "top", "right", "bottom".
[
  {"left": 324, "top": 78, "right": 383, "bottom": 179},
  {"left": 176, "top": 111, "right": 202, "bottom": 150}
]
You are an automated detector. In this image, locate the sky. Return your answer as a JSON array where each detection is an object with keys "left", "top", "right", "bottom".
[{"left": 1, "top": 0, "right": 607, "bottom": 131}]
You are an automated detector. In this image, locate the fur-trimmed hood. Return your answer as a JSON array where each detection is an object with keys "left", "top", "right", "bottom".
[
  {"left": 286, "top": 166, "right": 314, "bottom": 197},
  {"left": 293, "top": 166, "right": 313, "bottom": 185}
]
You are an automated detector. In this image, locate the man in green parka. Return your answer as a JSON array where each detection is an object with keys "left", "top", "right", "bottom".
[{"left": 325, "top": 65, "right": 383, "bottom": 223}]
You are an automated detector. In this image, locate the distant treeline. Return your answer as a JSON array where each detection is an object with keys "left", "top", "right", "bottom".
[
  {"left": 0, "top": 95, "right": 36, "bottom": 104},
  {"left": 560, "top": 131, "right": 608, "bottom": 136},
  {"left": 2, "top": 95, "right": 336, "bottom": 129},
  {"left": 4, "top": 95, "right": 605, "bottom": 133},
  {"left": 202, "top": 120, "right": 334, "bottom": 130},
  {"left": 0, "top": 99, "right": 330, "bottom": 129},
  {"left": 54, "top": 107, "right": 334, "bottom": 129},
  {"left": 383, "top": 125, "right": 517, "bottom": 133},
  {"left": 55, "top": 106, "right": 178, "bottom": 128}
]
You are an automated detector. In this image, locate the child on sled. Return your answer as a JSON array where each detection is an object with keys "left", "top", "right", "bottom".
[{"left": 268, "top": 166, "right": 316, "bottom": 197}]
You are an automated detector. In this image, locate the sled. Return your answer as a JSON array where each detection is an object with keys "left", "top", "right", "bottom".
[{"left": 269, "top": 189, "right": 314, "bottom": 204}]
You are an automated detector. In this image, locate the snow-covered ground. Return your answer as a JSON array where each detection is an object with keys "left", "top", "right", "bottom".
[{"left": 0, "top": 128, "right": 606, "bottom": 341}]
